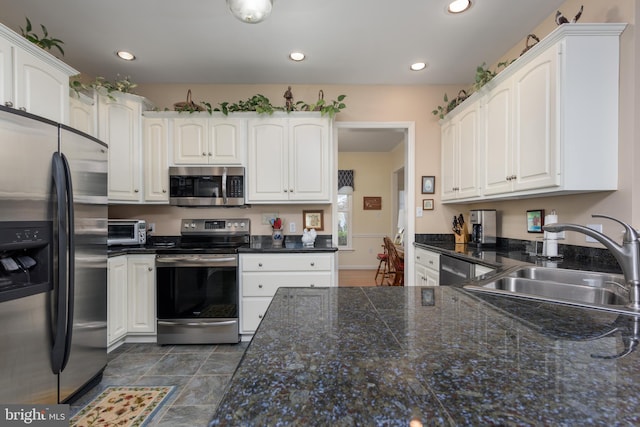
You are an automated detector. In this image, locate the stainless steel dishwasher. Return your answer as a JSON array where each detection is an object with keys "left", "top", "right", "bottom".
[{"left": 439, "top": 254, "right": 474, "bottom": 285}]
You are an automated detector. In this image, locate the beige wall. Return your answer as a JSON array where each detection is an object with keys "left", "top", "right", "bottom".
[
  {"left": 118, "top": 0, "right": 637, "bottom": 249},
  {"left": 337, "top": 151, "right": 395, "bottom": 268}
]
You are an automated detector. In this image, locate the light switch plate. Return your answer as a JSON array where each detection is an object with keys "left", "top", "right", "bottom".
[{"left": 416, "top": 207, "right": 423, "bottom": 218}]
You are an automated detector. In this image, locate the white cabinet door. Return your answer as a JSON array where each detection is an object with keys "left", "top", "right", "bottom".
[
  {"left": 69, "top": 92, "right": 97, "bottom": 137},
  {"left": 171, "top": 117, "right": 245, "bottom": 165},
  {"left": 172, "top": 118, "right": 209, "bottom": 164},
  {"left": 107, "top": 256, "right": 128, "bottom": 346},
  {"left": 456, "top": 106, "right": 480, "bottom": 199},
  {"left": 512, "top": 45, "right": 558, "bottom": 192},
  {"left": 100, "top": 94, "right": 143, "bottom": 202},
  {"left": 483, "top": 81, "right": 513, "bottom": 196},
  {"left": 143, "top": 117, "right": 169, "bottom": 203},
  {"left": 414, "top": 247, "right": 439, "bottom": 286},
  {"left": 126, "top": 255, "right": 156, "bottom": 334},
  {"left": 440, "top": 103, "right": 479, "bottom": 201},
  {"left": 288, "top": 118, "right": 330, "bottom": 201},
  {"left": 247, "top": 116, "right": 332, "bottom": 203},
  {"left": 440, "top": 121, "right": 457, "bottom": 201},
  {"left": 14, "top": 49, "right": 69, "bottom": 123},
  {"left": 209, "top": 118, "right": 245, "bottom": 164},
  {"left": 247, "top": 118, "right": 289, "bottom": 202},
  {"left": 0, "top": 36, "right": 13, "bottom": 109}
]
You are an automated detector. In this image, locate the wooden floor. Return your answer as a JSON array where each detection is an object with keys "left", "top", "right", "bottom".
[{"left": 338, "top": 269, "right": 380, "bottom": 287}]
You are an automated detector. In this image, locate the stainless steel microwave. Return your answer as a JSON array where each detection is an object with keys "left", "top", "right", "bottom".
[
  {"left": 108, "top": 219, "right": 147, "bottom": 246},
  {"left": 169, "top": 166, "right": 245, "bottom": 207}
]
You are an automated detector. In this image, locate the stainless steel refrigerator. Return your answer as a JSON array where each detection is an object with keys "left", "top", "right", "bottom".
[{"left": 0, "top": 105, "right": 108, "bottom": 403}]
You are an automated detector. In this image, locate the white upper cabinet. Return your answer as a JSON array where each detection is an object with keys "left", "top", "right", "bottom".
[
  {"left": 69, "top": 91, "right": 97, "bottom": 137},
  {"left": 142, "top": 117, "right": 169, "bottom": 203},
  {"left": 0, "top": 23, "right": 78, "bottom": 124},
  {"left": 441, "top": 23, "right": 626, "bottom": 203},
  {"left": 99, "top": 92, "right": 155, "bottom": 203},
  {"left": 247, "top": 115, "right": 331, "bottom": 203},
  {"left": 171, "top": 116, "right": 245, "bottom": 165},
  {"left": 441, "top": 101, "right": 480, "bottom": 201}
]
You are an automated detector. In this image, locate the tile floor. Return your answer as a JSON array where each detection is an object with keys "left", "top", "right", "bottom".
[{"left": 70, "top": 342, "right": 248, "bottom": 426}]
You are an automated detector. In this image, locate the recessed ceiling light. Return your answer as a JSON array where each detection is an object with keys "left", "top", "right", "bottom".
[
  {"left": 116, "top": 50, "right": 136, "bottom": 61},
  {"left": 410, "top": 62, "right": 427, "bottom": 71},
  {"left": 289, "top": 52, "right": 306, "bottom": 61},
  {"left": 448, "top": 0, "right": 472, "bottom": 14}
]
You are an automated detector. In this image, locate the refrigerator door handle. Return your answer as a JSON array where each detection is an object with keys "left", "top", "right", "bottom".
[
  {"left": 60, "top": 152, "right": 75, "bottom": 372},
  {"left": 51, "top": 152, "right": 68, "bottom": 374}
]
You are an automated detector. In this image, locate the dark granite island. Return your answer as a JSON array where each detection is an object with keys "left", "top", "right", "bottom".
[{"left": 210, "top": 286, "right": 640, "bottom": 426}]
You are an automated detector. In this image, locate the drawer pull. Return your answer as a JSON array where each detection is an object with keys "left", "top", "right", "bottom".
[
  {"left": 258, "top": 314, "right": 263, "bottom": 319},
  {"left": 310, "top": 262, "right": 315, "bottom": 267},
  {"left": 258, "top": 284, "right": 263, "bottom": 288},
  {"left": 258, "top": 263, "right": 263, "bottom": 267}
]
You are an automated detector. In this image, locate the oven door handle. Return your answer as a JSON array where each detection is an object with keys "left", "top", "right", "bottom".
[
  {"left": 156, "top": 256, "right": 237, "bottom": 265},
  {"left": 157, "top": 320, "right": 238, "bottom": 327}
]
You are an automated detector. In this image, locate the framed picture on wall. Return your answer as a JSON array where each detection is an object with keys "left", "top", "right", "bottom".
[
  {"left": 526, "top": 209, "right": 545, "bottom": 233},
  {"left": 422, "top": 199, "right": 434, "bottom": 210},
  {"left": 421, "top": 176, "right": 435, "bottom": 194},
  {"left": 363, "top": 196, "right": 382, "bottom": 210},
  {"left": 303, "top": 210, "right": 324, "bottom": 231}
]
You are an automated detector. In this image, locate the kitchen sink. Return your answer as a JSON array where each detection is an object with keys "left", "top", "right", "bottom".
[{"left": 463, "top": 266, "right": 639, "bottom": 316}]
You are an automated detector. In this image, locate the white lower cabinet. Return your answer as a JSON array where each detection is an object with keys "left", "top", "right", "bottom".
[
  {"left": 107, "top": 254, "right": 156, "bottom": 348},
  {"left": 240, "top": 253, "right": 334, "bottom": 334},
  {"left": 126, "top": 255, "right": 157, "bottom": 335},
  {"left": 107, "top": 256, "right": 128, "bottom": 346},
  {"left": 414, "top": 247, "right": 440, "bottom": 286}
]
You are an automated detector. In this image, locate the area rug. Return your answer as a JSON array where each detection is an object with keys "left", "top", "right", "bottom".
[{"left": 70, "top": 386, "right": 175, "bottom": 427}]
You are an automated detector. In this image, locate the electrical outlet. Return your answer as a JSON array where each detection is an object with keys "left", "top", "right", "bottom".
[
  {"left": 416, "top": 207, "right": 423, "bottom": 218},
  {"left": 148, "top": 223, "right": 155, "bottom": 233},
  {"left": 585, "top": 224, "right": 602, "bottom": 243}
]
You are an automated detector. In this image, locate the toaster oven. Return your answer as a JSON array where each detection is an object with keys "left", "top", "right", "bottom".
[{"left": 108, "top": 219, "right": 147, "bottom": 246}]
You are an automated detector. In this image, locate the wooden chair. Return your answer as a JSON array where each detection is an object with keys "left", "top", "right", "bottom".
[
  {"left": 374, "top": 241, "right": 389, "bottom": 285},
  {"left": 383, "top": 236, "right": 404, "bottom": 286}
]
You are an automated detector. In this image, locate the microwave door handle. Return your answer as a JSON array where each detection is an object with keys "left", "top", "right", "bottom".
[{"left": 222, "top": 167, "right": 228, "bottom": 205}]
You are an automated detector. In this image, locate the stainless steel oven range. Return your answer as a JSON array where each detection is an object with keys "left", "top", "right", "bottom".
[{"left": 155, "top": 218, "right": 250, "bottom": 345}]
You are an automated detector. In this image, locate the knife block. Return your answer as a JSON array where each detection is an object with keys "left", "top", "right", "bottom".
[{"left": 455, "top": 223, "right": 469, "bottom": 245}]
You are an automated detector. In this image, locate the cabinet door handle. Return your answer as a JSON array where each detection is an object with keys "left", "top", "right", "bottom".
[
  {"left": 283, "top": 189, "right": 288, "bottom": 193},
  {"left": 208, "top": 152, "right": 212, "bottom": 156},
  {"left": 258, "top": 314, "right": 263, "bottom": 319},
  {"left": 4, "top": 101, "right": 13, "bottom": 107},
  {"left": 258, "top": 263, "right": 263, "bottom": 267},
  {"left": 148, "top": 267, "right": 153, "bottom": 271},
  {"left": 258, "top": 284, "right": 263, "bottom": 288},
  {"left": 202, "top": 152, "right": 207, "bottom": 156},
  {"left": 162, "top": 189, "right": 167, "bottom": 193},
  {"left": 289, "top": 188, "right": 294, "bottom": 192},
  {"left": 310, "top": 262, "right": 315, "bottom": 267},
  {"left": 134, "top": 189, "right": 139, "bottom": 193}
]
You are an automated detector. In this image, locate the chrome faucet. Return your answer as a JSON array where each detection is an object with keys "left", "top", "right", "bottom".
[{"left": 543, "top": 214, "right": 640, "bottom": 310}]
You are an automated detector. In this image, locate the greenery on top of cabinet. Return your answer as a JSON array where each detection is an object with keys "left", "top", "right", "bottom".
[{"left": 20, "top": 17, "right": 64, "bottom": 56}]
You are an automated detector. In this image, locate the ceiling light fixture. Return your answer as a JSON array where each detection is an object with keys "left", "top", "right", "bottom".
[
  {"left": 289, "top": 52, "right": 306, "bottom": 62},
  {"left": 116, "top": 50, "right": 136, "bottom": 61},
  {"left": 410, "top": 62, "right": 427, "bottom": 71},
  {"left": 227, "top": 0, "right": 273, "bottom": 24},
  {"left": 448, "top": 0, "right": 472, "bottom": 14}
]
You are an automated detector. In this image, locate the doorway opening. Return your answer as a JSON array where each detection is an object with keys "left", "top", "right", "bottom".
[{"left": 333, "top": 122, "right": 415, "bottom": 286}]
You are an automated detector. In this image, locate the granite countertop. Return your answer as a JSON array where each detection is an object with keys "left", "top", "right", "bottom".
[
  {"left": 415, "top": 241, "right": 623, "bottom": 275},
  {"left": 210, "top": 286, "right": 640, "bottom": 426}
]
